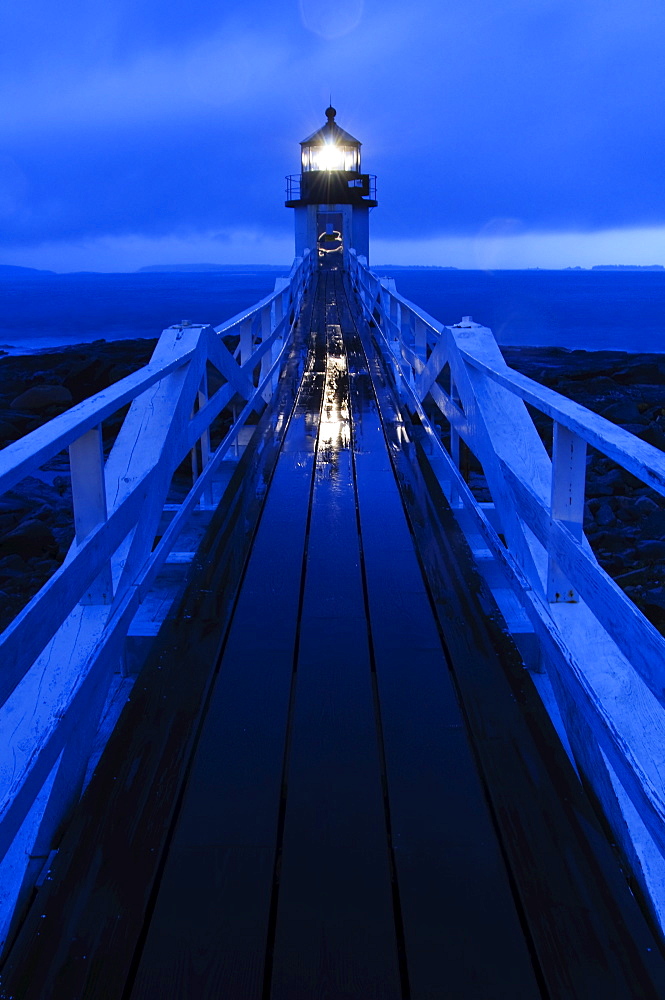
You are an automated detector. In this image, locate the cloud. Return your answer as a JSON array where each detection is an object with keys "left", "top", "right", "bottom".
[
  {"left": 0, "top": 228, "right": 294, "bottom": 272},
  {"left": 0, "top": 30, "right": 294, "bottom": 134},
  {"left": 372, "top": 224, "right": 665, "bottom": 270},
  {"left": 1, "top": 0, "right": 665, "bottom": 262}
]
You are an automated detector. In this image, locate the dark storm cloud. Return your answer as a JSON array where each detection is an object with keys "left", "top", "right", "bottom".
[{"left": 1, "top": 0, "right": 664, "bottom": 255}]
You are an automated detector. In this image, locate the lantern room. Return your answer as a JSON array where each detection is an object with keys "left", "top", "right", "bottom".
[
  {"left": 285, "top": 107, "right": 377, "bottom": 266},
  {"left": 300, "top": 108, "right": 361, "bottom": 174}
]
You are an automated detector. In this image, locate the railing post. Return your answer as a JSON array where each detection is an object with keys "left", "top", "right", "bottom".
[
  {"left": 547, "top": 422, "right": 587, "bottom": 602},
  {"left": 274, "top": 290, "right": 284, "bottom": 331},
  {"left": 239, "top": 317, "right": 253, "bottom": 368},
  {"left": 196, "top": 371, "right": 214, "bottom": 507},
  {"left": 414, "top": 317, "right": 428, "bottom": 363},
  {"left": 259, "top": 302, "right": 274, "bottom": 394},
  {"left": 69, "top": 425, "right": 113, "bottom": 604},
  {"left": 401, "top": 308, "right": 414, "bottom": 351},
  {"left": 449, "top": 371, "right": 462, "bottom": 508}
]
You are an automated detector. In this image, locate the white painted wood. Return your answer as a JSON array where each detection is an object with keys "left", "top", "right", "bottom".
[
  {"left": 0, "top": 250, "right": 317, "bottom": 938},
  {"left": 165, "top": 551, "right": 195, "bottom": 564},
  {"left": 197, "top": 371, "right": 213, "bottom": 507},
  {"left": 69, "top": 425, "right": 113, "bottom": 605},
  {"left": 0, "top": 354, "right": 194, "bottom": 497},
  {"left": 9, "top": 245, "right": 665, "bottom": 942},
  {"left": 0, "top": 485, "right": 146, "bottom": 705},
  {"left": 0, "top": 605, "right": 110, "bottom": 863},
  {"left": 0, "top": 753, "right": 62, "bottom": 951},
  {"left": 462, "top": 349, "right": 665, "bottom": 496},
  {"left": 347, "top": 248, "right": 665, "bottom": 933}
]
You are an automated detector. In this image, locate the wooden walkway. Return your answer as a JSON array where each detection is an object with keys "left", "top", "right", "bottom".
[{"left": 2, "top": 269, "right": 665, "bottom": 999}]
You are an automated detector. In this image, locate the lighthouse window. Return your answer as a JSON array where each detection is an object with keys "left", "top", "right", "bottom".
[
  {"left": 344, "top": 148, "right": 359, "bottom": 171},
  {"left": 311, "top": 143, "right": 345, "bottom": 171},
  {"left": 303, "top": 144, "right": 359, "bottom": 172}
]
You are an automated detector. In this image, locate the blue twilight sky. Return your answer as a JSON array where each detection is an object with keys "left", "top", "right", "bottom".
[{"left": 2, "top": 0, "right": 665, "bottom": 271}]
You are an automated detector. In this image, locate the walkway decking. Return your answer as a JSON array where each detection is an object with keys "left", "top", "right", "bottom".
[{"left": 2, "top": 269, "right": 665, "bottom": 999}]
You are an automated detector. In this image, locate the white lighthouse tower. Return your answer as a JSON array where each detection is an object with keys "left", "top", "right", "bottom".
[{"left": 285, "top": 106, "right": 377, "bottom": 267}]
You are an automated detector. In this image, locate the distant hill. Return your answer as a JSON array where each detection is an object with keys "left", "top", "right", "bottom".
[
  {"left": 0, "top": 264, "right": 56, "bottom": 276},
  {"left": 137, "top": 263, "right": 290, "bottom": 273},
  {"left": 591, "top": 264, "right": 665, "bottom": 271}
]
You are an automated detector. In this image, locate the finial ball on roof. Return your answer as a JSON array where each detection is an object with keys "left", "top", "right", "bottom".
[{"left": 325, "top": 106, "right": 336, "bottom": 121}]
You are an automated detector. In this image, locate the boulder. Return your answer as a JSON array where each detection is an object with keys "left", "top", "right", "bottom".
[
  {"left": 598, "top": 552, "right": 634, "bottom": 576},
  {"left": 593, "top": 530, "right": 637, "bottom": 553},
  {"left": 635, "top": 495, "right": 661, "bottom": 516},
  {"left": 0, "top": 497, "right": 30, "bottom": 514},
  {"left": 595, "top": 503, "right": 615, "bottom": 527},
  {"left": 635, "top": 539, "right": 665, "bottom": 561},
  {"left": 639, "top": 425, "right": 665, "bottom": 451},
  {"left": 587, "top": 468, "right": 625, "bottom": 496},
  {"left": 641, "top": 509, "right": 665, "bottom": 538},
  {"left": 10, "top": 384, "right": 73, "bottom": 412},
  {"left": 645, "top": 586, "right": 665, "bottom": 609},
  {"left": 600, "top": 399, "right": 644, "bottom": 425},
  {"left": 0, "top": 554, "right": 30, "bottom": 580},
  {"left": 6, "top": 476, "right": 66, "bottom": 507},
  {"left": 52, "top": 476, "right": 71, "bottom": 500},
  {"left": 0, "top": 519, "right": 58, "bottom": 559},
  {"left": 613, "top": 362, "right": 665, "bottom": 385},
  {"left": 0, "top": 513, "right": 20, "bottom": 534},
  {"left": 615, "top": 507, "right": 639, "bottom": 524}
]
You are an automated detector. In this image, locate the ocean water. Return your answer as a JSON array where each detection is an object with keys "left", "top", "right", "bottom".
[
  {"left": 374, "top": 268, "right": 665, "bottom": 353},
  {"left": 0, "top": 270, "right": 288, "bottom": 354},
  {"left": 1, "top": 267, "right": 664, "bottom": 355}
]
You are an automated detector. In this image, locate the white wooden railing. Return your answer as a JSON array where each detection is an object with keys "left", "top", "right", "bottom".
[
  {"left": 349, "top": 249, "right": 665, "bottom": 935},
  {"left": 3, "top": 245, "right": 665, "bottom": 947},
  {"left": 0, "top": 251, "right": 315, "bottom": 946}
]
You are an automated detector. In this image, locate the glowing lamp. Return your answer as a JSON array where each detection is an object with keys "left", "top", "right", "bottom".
[
  {"left": 299, "top": 107, "right": 361, "bottom": 174},
  {"left": 312, "top": 143, "right": 346, "bottom": 172}
]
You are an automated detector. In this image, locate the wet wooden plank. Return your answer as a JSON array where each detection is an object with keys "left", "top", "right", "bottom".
[
  {"left": 0, "top": 285, "right": 320, "bottom": 1000},
  {"left": 360, "top": 300, "right": 665, "bottom": 998},
  {"left": 270, "top": 300, "right": 402, "bottom": 999},
  {"left": 345, "top": 322, "right": 542, "bottom": 999},
  {"left": 130, "top": 846, "right": 274, "bottom": 1000},
  {"left": 129, "top": 294, "right": 329, "bottom": 998}
]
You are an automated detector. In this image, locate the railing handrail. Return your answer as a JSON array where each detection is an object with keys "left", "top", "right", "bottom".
[
  {"left": 0, "top": 251, "right": 316, "bottom": 942},
  {"left": 348, "top": 247, "right": 665, "bottom": 935},
  {"left": 461, "top": 349, "right": 665, "bottom": 495},
  {"left": 349, "top": 250, "right": 665, "bottom": 495},
  {"left": 0, "top": 259, "right": 305, "bottom": 497},
  {"left": 0, "top": 250, "right": 315, "bottom": 691}
]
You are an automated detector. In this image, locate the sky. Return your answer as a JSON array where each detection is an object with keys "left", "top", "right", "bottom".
[{"left": 2, "top": 0, "right": 665, "bottom": 271}]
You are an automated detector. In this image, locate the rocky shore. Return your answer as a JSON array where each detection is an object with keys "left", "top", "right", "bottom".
[
  {"left": 0, "top": 339, "right": 157, "bottom": 629},
  {"left": 0, "top": 339, "right": 663, "bottom": 636}
]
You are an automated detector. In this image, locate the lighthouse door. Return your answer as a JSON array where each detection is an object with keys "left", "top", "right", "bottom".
[{"left": 316, "top": 211, "right": 343, "bottom": 263}]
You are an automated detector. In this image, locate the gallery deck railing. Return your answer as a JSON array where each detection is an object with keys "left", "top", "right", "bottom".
[
  {"left": 0, "top": 251, "right": 315, "bottom": 947},
  {"left": 349, "top": 248, "right": 665, "bottom": 934}
]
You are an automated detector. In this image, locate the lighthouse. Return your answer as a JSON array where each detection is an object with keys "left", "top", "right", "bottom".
[{"left": 285, "top": 106, "right": 377, "bottom": 267}]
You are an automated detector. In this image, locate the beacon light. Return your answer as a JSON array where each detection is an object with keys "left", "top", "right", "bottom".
[{"left": 312, "top": 143, "right": 346, "bottom": 171}]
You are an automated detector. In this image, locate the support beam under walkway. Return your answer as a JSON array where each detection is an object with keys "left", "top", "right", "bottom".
[{"left": 2, "top": 268, "right": 665, "bottom": 999}]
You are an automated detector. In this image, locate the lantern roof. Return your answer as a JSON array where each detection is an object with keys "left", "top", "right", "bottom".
[{"left": 300, "top": 107, "right": 361, "bottom": 148}]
